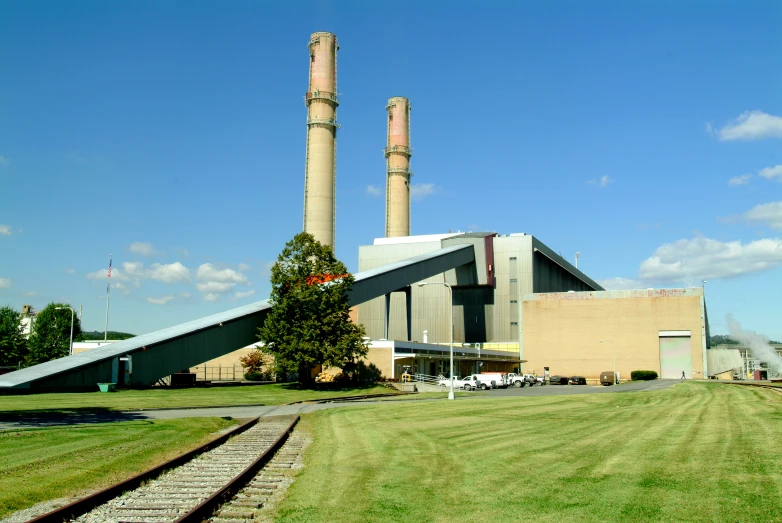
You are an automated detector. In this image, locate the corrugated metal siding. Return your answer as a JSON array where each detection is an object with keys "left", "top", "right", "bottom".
[
  {"left": 706, "top": 349, "right": 743, "bottom": 376},
  {"left": 532, "top": 250, "right": 595, "bottom": 293},
  {"left": 357, "top": 241, "right": 445, "bottom": 342},
  {"left": 492, "top": 235, "right": 533, "bottom": 342}
]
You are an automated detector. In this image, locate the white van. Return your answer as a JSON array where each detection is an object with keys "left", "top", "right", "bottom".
[{"left": 475, "top": 373, "right": 507, "bottom": 389}]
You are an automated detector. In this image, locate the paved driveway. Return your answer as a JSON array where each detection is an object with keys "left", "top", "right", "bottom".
[{"left": 484, "top": 379, "right": 678, "bottom": 397}]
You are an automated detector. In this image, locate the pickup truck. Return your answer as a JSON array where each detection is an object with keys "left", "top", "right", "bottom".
[{"left": 507, "top": 373, "right": 536, "bottom": 388}]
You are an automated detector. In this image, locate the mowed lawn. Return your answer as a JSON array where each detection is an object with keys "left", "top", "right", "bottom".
[
  {"left": 0, "top": 417, "right": 238, "bottom": 518},
  {"left": 277, "top": 382, "right": 782, "bottom": 522},
  {"left": 0, "top": 383, "right": 395, "bottom": 413}
]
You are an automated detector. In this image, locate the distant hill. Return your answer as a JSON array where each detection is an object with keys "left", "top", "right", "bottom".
[
  {"left": 711, "top": 334, "right": 781, "bottom": 346},
  {"left": 81, "top": 330, "right": 135, "bottom": 341}
]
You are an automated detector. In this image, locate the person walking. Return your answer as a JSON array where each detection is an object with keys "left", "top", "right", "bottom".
[{"left": 681, "top": 370, "right": 686, "bottom": 380}]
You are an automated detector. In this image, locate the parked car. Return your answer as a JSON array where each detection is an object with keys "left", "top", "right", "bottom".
[
  {"left": 536, "top": 376, "right": 546, "bottom": 385},
  {"left": 476, "top": 372, "right": 508, "bottom": 389},
  {"left": 568, "top": 376, "right": 587, "bottom": 385},
  {"left": 600, "top": 371, "right": 617, "bottom": 386},
  {"left": 549, "top": 375, "right": 569, "bottom": 385},
  {"left": 523, "top": 374, "right": 537, "bottom": 386}
]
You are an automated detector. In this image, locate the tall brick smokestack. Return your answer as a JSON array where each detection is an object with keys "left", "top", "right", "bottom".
[
  {"left": 385, "top": 96, "right": 411, "bottom": 237},
  {"left": 303, "top": 32, "right": 339, "bottom": 250}
]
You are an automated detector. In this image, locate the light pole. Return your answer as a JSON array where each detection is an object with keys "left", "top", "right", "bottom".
[
  {"left": 600, "top": 339, "right": 616, "bottom": 384},
  {"left": 418, "top": 281, "right": 455, "bottom": 400},
  {"left": 55, "top": 306, "right": 75, "bottom": 356}
]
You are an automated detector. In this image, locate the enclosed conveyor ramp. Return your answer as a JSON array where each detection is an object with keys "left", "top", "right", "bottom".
[{"left": 0, "top": 244, "right": 475, "bottom": 392}]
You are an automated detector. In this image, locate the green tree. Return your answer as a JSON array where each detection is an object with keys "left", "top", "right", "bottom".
[
  {"left": 27, "top": 303, "right": 83, "bottom": 365},
  {"left": 0, "top": 306, "right": 28, "bottom": 367},
  {"left": 258, "top": 232, "right": 368, "bottom": 384}
]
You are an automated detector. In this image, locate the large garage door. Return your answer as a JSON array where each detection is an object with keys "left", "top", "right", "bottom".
[{"left": 659, "top": 334, "right": 692, "bottom": 379}]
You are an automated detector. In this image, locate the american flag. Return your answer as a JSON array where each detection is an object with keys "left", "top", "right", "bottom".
[{"left": 107, "top": 255, "right": 112, "bottom": 293}]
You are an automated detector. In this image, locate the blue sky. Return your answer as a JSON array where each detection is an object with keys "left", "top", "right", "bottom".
[{"left": 1, "top": 1, "right": 781, "bottom": 339}]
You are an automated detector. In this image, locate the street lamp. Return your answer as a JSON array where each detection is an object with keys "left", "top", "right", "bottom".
[
  {"left": 418, "top": 281, "right": 455, "bottom": 400},
  {"left": 55, "top": 306, "right": 75, "bottom": 356},
  {"left": 600, "top": 339, "right": 616, "bottom": 384}
]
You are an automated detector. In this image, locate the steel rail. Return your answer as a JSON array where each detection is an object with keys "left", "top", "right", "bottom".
[
  {"left": 287, "top": 391, "right": 412, "bottom": 404},
  {"left": 28, "top": 416, "right": 261, "bottom": 523},
  {"left": 728, "top": 382, "right": 782, "bottom": 393},
  {"left": 174, "top": 415, "right": 299, "bottom": 523}
]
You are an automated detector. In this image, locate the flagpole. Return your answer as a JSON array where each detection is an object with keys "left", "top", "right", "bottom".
[{"left": 104, "top": 254, "right": 112, "bottom": 341}]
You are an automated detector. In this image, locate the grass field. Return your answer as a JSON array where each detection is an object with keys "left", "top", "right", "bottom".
[
  {"left": 0, "top": 417, "right": 238, "bottom": 518},
  {"left": 276, "top": 382, "right": 782, "bottom": 522},
  {"left": 0, "top": 383, "right": 395, "bottom": 413}
]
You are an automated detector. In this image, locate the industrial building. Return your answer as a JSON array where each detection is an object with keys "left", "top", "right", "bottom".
[
  {"left": 358, "top": 232, "right": 601, "bottom": 344},
  {"left": 521, "top": 289, "right": 708, "bottom": 380},
  {"left": 0, "top": 30, "right": 715, "bottom": 392}
]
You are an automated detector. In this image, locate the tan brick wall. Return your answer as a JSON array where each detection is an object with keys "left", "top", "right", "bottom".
[
  {"left": 522, "top": 295, "right": 704, "bottom": 380},
  {"left": 365, "top": 347, "right": 393, "bottom": 379}
]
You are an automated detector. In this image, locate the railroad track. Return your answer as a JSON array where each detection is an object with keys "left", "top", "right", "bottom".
[
  {"left": 288, "top": 391, "right": 410, "bottom": 404},
  {"left": 30, "top": 415, "right": 300, "bottom": 523},
  {"left": 728, "top": 382, "right": 782, "bottom": 394}
]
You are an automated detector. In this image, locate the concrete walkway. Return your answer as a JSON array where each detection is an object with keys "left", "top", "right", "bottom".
[{"left": 0, "top": 402, "right": 382, "bottom": 431}]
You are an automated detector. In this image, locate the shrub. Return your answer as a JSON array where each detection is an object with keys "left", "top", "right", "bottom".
[
  {"left": 244, "top": 370, "right": 273, "bottom": 382},
  {"left": 631, "top": 370, "right": 658, "bottom": 381}
]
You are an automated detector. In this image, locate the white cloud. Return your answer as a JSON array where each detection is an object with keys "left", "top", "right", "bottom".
[
  {"left": 147, "top": 295, "right": 175, "bottom": 305},
  {"left": 64, "top": 268, "right": 75, "bottom": 274},
  {"left": 728, "top": 174, "right": 751, "bottom": 186},
  {"left": 742, "top": 202, "right": 782, "bottom": 229},
  {"left": 759, "top": 165, "right": 782, "bottom": 182},
  {"left": 0, "top": 156, "right": 8, "bottom": 168},
  {"left": 113, "top": 282, "right": 127, "bottom": 290},
  {"left": 146, "top": 262, "right": 191, "bottom": 284},
  {"left": 238, "top": 263, "right": 251, "bottom": 272},
  {"left": 598, "top": 277, "right": 645, "bottom": 290},
  {"left": 196, "top": 281, "right": 236, "bottom": 293},
  {"left": 588, "top": 175, "right": 613, "bottom": 187},
  {"left": 713, "top": 110, "right": 782, "bottom": 141},
  {"left": 196, "top": 263, "right": 249, "bottom": 301},
  {"left": 129, "top": 241, "right": 160, "bottom": 257},
  {"left": 235, "top": 289, "right": 256, "bottom": 299},
  {"left": 0, "top": 278, "right": 11, "bottom": 289},
  {"left": 410, "top": 183, "right": 437, "bottom": 200},
  {"left": 114, "top": 261, "right": 190, "bottom": 284},
  {"left": 638, "top": 236, "right": 782, "bottom": 282},
  {"left": 122, "top": 262, "right": 145, "bottom": 278},
  {"left": 366, "top": 185, "right": 382, "bottom": 197},
  {"left": 22, "top": 291, "right": 38, "bottom": 297},
  {"left": 0, "top": 224, "right": 12, "bottom": 235},
  {"left": 196, "top": 263, "right": 247, "bottom": 284},
  {"left": 180, "top": 292, "right": 191, "bottom": 298},
  {"left": 88, "top": 261, "right": 190, "bottom": 288}
]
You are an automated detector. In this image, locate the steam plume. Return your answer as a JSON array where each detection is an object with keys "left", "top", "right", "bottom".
[{"left": 726, "top": 314, "right": 782, "bottom": 373}]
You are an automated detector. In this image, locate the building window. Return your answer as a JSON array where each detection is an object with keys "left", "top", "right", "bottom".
[
  {"left": 510, "top": 256, "right": 517, "bottom": 260},
  {"left": 510, "top": 299, "right": 518, "bottom": 303},
  {"left": 510, "top": 321, "right": 518, "bottom": 326},
  {"left": 510, "top": 278, "right": 518, "bottom": 282}
]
